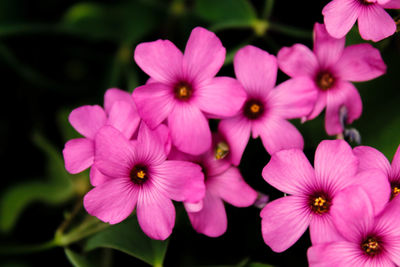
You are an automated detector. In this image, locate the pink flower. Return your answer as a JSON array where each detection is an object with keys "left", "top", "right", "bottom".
[
  {"left": 260, "top": 140, "right": 390, "bottom": 252},
  {"left": 169, "top": 146, "right": 257, "bottom": 237},
  {"left": 278, "top": 23, "right": 386, "bottom": 135},
  {"left": 63, "top": 88, "right": 140, "bottom": 186},
  {"left": 219, "top": 45, "right": 317, "bottom": 165},
  {"left": 323, "top": 0, "right": 400, "bottom": 42},
  {"left": 133, "top": 27, "right": 246, "bottom": 155},
  {"left": 83, "top": 123, "right": 205, "bottom": 240},
  {"left": 308, "top": 186, "right": 400, "bottom": 266},
  {"left": 354, "top": 144, "right": 400, "bottom": 200}
]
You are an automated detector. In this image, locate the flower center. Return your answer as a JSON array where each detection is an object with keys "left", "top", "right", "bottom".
[
  {"left": 309, "top": 193, "right": 331, "bottom": 214},
  {"left": 130, "top": 164, "right": 148, "bottom": 185},
  {"left": 174, "top": 81, "right": 192, "bottom": 101},
  {"left": 390, "top": 182, "right": 400, "bottom": 200},
  {"left": 243, "top": 99, "right": 265, "bottom": 119},
  {"left": 360, "top": 0, "right": 376, "bottom": 5},
  {"left": 214, "top": 141, "right": 229, "bottom": 160},
  {"left": 361, "top": 237, "right": 381, "bottom": 256},
  {"left": 316, "top": 71, "right": 335, "bottom": 90}
]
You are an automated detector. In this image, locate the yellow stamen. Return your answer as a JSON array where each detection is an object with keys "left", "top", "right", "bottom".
[
  {"left": 250, "top": 104, "right": 261, "bottom": 114},
  {"left": 178, "top": 86, "right": 189, "bottom": 97},
  {"left": 318, "top": 72, "right": 335, "bottom": 90},
  {"left": 313, "top": 197, "right": 326, "bottom": 207},
  {"left": 392, "top": 186, "right": 400, "bottom": 199},
  {"left": 215, "top": 142, "right": 229, "bottom": 160},
  {"left": 362, "top": 238, "right": 380, "bottom": 255},
  {"left": 137, "top": 170, "right": 146, "bottom": 179}
]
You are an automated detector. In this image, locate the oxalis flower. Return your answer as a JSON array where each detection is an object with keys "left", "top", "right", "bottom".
[
  {"left": 133, "top": 26, "right": 246, "bottom": 155},
  {"left": 354, "top": 144, "right": 400, "bottom": 200},
  {"left": 278, "top": 23, "right": 386, "bottom": 135},
  {"left": 83, "top": 123, "right": 205, "bottom": 240},
  {"left": 260, "top": 140, "right": 390, "bottom": 252},
  {"left": 63, "top": 88, "right": 140, "bottom": 186},
  {"left": 323, "top": 0, "right": 400, "bottom": 42},
  {"left": 308, "top": 186, "right": 400, "bottom": 266},
  {"left": 219, "top": 45, "right": 317, "bottom": 165},
  {"left": 169, "top": 145, "right": 257, "bottom": 237}
]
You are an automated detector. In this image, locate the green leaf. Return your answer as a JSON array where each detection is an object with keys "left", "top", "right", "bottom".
[
  {"left": 62, "top": 2, "right": 160, "bottom": 43},
  {"left": 85, "top": 216, "right": 169, "bottom": 266},
  {"left": 65, "top": 248, "right": 94, "bottom": 267},
  {"left": 195, "top": 0, "right": 257, "bottom": 31},
  {"left": 0, "top": 133, "right": 74, "bottom": 233}
]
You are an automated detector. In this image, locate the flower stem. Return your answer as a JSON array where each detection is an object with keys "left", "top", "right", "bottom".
[
  {"left": 262, "top": 0, "right": 275, "bottom": 20},
  {"left": 268, "top": 22, "right": 311, "bottom": 39}
]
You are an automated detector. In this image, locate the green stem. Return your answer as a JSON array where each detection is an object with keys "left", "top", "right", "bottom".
[
  {"left": 0, "top": 240, "right": 57, "bottom": 255},
  {"left": 268, "top": 22, "right": 312, "bottom": 39},
  {"left": 262, "top": 0, "right": 275, "bottom": 20}
]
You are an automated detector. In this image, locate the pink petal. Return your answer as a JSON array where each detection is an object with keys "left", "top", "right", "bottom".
[
  {"left": 218, "top": 116, "right": 251, "bottom": 166},
  {"left": 168, "top": 103, "right": 211, "bottom": 155},
  {"left": 309, "top": 215, "right": 343, "bottom": 245},
  {"left": 253, "top": 118, "right": 304, "bottom": 155},
  {"left": 187, "top": 191, "right": 227, "bottom": 237},
  {"left": 353, "top": 145, "right": 391, "bottom": 174},
  {"left": 322, "top": 0, "right": 361, "bottom": 39},
  {"left": 208, "top": 167, "right": 257, "bottom": 207},
  {"left": 313, "top": 23, "right": 345, "bottom": 68},
  {"left": 69, "top": 105, "right": 107, "bottom": 139},
  {"left": 234, "top": 45, "right": 278, "bottom": 96},
  {"left": 136, "top": 122, "right": 167, "bottom": 165},
  {"left": 184, "top": 201, "right": 203, "bottom": 213},
  {"left": 63, "top": 138, "right": 94, "bottom": 174},
  {"left": 358, "top": 5, "right": 396, "bottom": 42},
  {"left": 132, "top": 83, "right": 175, "bottom": 129},
  {"left": 183, "top": 27, "right": 225, "bottom": 84},
  {"left": 277, "top": 44, "right": 318, "bottom": 78},
  {"left": 325, "top": 81, "right": 362, "bottom": 135},
  {"left": 331, "top": 186, "right": 374, "bottom": 243},
  {"left": 89, "top": 166, "right": 112, "bottom": 186},
  {"left": 83, "top": 178, "right": 138, "bottom": 224},
  {"left": 260, "top": 196, "right": 311, "bottom": 252},
  {"left": 151, "top": 160, "right": 205, "bottom": 203},
  {"left": 107, "top": 101, "right": 140, "bottom": 139},
  {"left": 381, "top": 0, "right": 400, "bottom": 8},
  {"left": 94, "top": 126, "right": 136, "bottom": 178},
  {"left": 103, "top": 88, "right": 134, "bottom": 114},
  {"left": 134, "top": 39, "right": 183, "bottom": 85},
  {"left": 336, "top": 44, "right": 386, "bottom": 82},
  {"left": 262, "top": 149, "right": 315, "bottom": 195},
  {"left": 306, "top": 91, "right": 327, "bottom": 120},
  {"left": 377, "top": 0, "right": 392, "bottom": 4},
  {"left": 136, "top": 185, "right": 176, "bottom": 240},
  {"left": 314, "top": 140, "right": 359, "bottom": 192},
  {"left": 202, "top": 149, "right": 231, "bottom": 177},
  {"left": 268, "top": 77, "right": 318, "bottom": 119},
  {"left": 194, "top": 77, "right": 246, "bottom": 117},
  {"left": 390, "top": 144, "right": 400, "bottom": 179}
]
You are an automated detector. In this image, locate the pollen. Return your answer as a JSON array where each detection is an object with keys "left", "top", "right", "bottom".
[
  {"left": 137, "top": 170, "right": 146, "bottom": 179},
  {"left": 215, "top": 141, "right": 229, "bottom": 160},
  {"left": 362, "top": 237, "right": 381, "bottom": 256},
  {"left": 391, "top": 185, "right": 400, "bottom": 200},
  {"left": 243, "top": 99, "right": 265, "bottom": 119},
  {"left": 309, "top": 194, "right": 331, "bottom": 214},
  {"left": 130, "top": 165, "right": 148, "bottom": 185},
  {"left": 250, "top": 104, "right": 261, "bottom": 114},
  {"left": 316, "top": 71, "right": 335, "bottom": 90},
  {"left": 174, "top": 82, "right": 193, "bottom": 100}
]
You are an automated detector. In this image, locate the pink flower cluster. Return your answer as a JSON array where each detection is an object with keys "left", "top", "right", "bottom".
[{"left": 62, "top": 4, "right": 399, "bottom": 263}]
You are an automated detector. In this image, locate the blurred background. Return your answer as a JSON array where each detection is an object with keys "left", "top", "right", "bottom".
[{"left": 0, "top": 0, "right": 399, "bottom": 266}]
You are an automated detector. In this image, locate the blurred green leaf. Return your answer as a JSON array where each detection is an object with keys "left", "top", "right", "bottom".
[
  {"left": 85, "top": 216, "right": 169, "bottom": 266},
  {"left": 195, "top": 0, "right": 257, "bottom": 31},
  {"left": 0, "top": 133, "right": 74, "bottom": 233},
  {"left": 62, "top": 2, "right": 160, "bottom": 43},
  {"left": 65, "top": 248, "right": 94, "bottom": 267},
  {"left": 57, "top": 109, "right": 81, "bottom": 142}
]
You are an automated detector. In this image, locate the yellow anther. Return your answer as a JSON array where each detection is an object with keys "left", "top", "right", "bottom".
[
  {"left": 250, "top": 104, "right": 261, "bottom": 114},
  {"left": 215, "top": 142, "right": 229, "bottom": 160},
  {"left": 313, "top": 197, "right": 326, "bottom": 207},
  {"left": 137, "top": 170, "right": 146, "bottom": 179},
  {"left": 178, "top": 86, "right": 189, "bottom": 97}
]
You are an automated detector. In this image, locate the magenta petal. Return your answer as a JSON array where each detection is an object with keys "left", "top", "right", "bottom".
[
  {"left": 168, "top": 104, "right": 211, "bottom": 155},
  {"left": 103, "top": 88, "right": 133, "bottom": 114},
  {"left": 314, "top": 140, "right": 358, "bottom": 191},
  {"left": 262, "top": 149, "right": 314, "bottom": 195},
  {"left": 136, "top": 122, "right": 168, "bottom": 165},
  {"left": 325, "top": 81, "right": 362, "bottom": 135},
  {"left": 269, "top": 77, "right": 318, "bottom": 119},
  {"left": 63, "top": 138, "right": 94, "bottom": 174},
  {"left": 187, "top": 192, "right": 227, "bottom": 237},
  {"left": 277, "top": 44, "right": 318, "bottom": 78},
  {"left": 309, "top": 215, "right": 343, "bottom": 245},
  {"left": 336, "top": 44, "right": 386, "bottom": 82},
  {"left": 353, "top": 145, "right": 391, "bottom": 174},
  {"left": 381, "top": 0, "right": 400, "bottom": 8},
  {"left": 208, "top": 167, "right": 257, "bottom": 207},
  {"left": 261, "top": 196, "right": 311, "bottom": 252},
  {"left": 90, "top": 166, "right": 112, "bottom": 186},
  {"left": 133, "top": 83, "right": 175, "bottom": 129},
  {"left": 183, "top": 27, "right": 225, "bottom": 83},
  {"left": 151, "top": 160, "right": 205, "bottom": 203},
  {"left": 306, "top": 91, "right": 327, "bottom": 120},
  {"left": 254, "top": 118, "right": 304, "bottom": 155},
  {"left": 331, "top": 186, "right": 374, "bottom": 243},
  {"left": 107, "top": 101, "right": 140, "bottom": 139},
  {"left": 69, "top": 105, "right": 107, "bottom": 139},
  {"left": 358, "top": 5, "right": 396, "bottom": 42},
  {"left": 194, "top": 77, "right": 246, "bottom": 117},
  {"left": 390, "top": 145, "right": 400, "bottom": 179},
  {"left": 234, "top": 45, "right": 278, "bottom": 96},
  {"left": 134, "top": 39, "right": 183, "bottom": 84},
  {"left": 184, "top": 201, "right": 203, "bottom": 213},
  {"left": 83, "top": 178, "right": 138, "bottom": 224},
  {"left": 322, "top": 0, "right": 361, "bottom": 39},
  {"left": 218, "top": 116, "right": 251, "bottom": 166},
  {"left": 313, "top": 23, "right": 345, "bottom": 67},
  {"left": 307, "top": 242, "right": 365, "bottom": 267},
  {"left": 136, "top": 186, "right": 175, "bottom": 240},
  {"left": 94, "top": 126, "right": 136, "bottom": 178}
]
